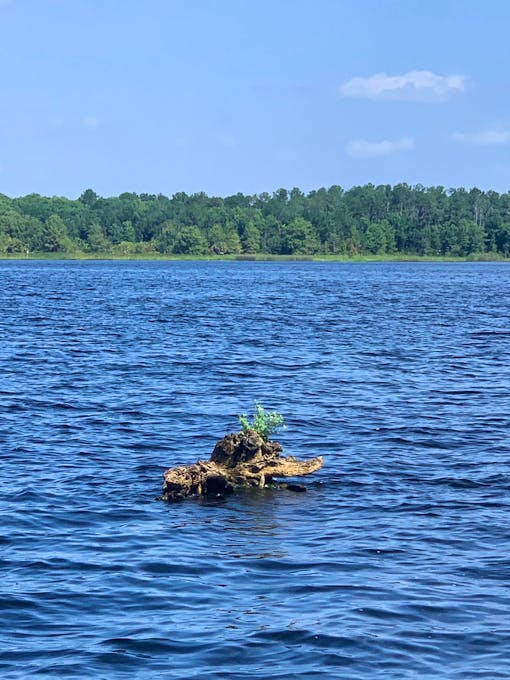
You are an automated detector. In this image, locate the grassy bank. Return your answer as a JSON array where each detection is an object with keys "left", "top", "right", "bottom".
[{"left": 0, "top": 252, "right": 508, "bottom": 263}]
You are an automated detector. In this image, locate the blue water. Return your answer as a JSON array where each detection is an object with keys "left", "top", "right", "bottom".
[{"left": 1, "top": 260, "right": 510, "bottom": 679}]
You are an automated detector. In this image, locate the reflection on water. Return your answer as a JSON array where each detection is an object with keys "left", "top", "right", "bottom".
[{"left": 217, "top": 491, "right": 289, "bottom": 560}]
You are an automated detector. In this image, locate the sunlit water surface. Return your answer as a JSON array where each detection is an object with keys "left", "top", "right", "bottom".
[{"left": 1, "top": 260, "right": 510, "bottom": 678}]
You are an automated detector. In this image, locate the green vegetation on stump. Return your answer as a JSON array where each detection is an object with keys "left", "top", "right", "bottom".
[{"left": 239, "top": 402, "right": 285, "bottom": 442}]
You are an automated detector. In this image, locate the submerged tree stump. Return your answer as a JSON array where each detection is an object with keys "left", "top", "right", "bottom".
[{"left": 161, "top": 429, "right": 323, "bottom": 502}]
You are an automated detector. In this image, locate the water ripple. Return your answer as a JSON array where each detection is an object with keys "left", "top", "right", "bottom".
[{"left": 1, "top": 260, "right": 510, "bottom": 678}]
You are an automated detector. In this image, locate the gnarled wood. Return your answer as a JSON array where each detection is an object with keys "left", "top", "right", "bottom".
[{"left": 161, "top": 429, "right": 323, "bottom": 502}]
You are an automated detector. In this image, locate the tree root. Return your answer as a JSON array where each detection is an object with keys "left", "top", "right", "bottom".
[{"left": 161, "top": 429, "right": 323, "bottom": 502}]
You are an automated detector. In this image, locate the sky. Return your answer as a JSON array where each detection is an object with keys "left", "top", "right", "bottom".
[{"left": 0, "top": 0, "right": 509, "bottom": 198}]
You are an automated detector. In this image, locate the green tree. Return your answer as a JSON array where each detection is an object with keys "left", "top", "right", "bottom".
[
  {"left": 364, "top": 220, "right": 387, "bottom": 254},
  {"left": 280, "top": 217, "right": 318, "bottom": 254},
  {"left": 347, "top": 225, "right": 362, "bottom": 255},
  {"left": 223, "top": 224, "right": 242, "bottom": 253},
  {"left": 496, "top": 223, "right": 510, "bottom": 255},
  {"left": 173, "top": 226, "right": 207, "bottom": 255},
  {"left": 0, "top": 233, "right": 24, "bottom": 253},
  {"left": 0, "top": 183, "right": 508, "bottom": 259},
  {"left": 79, "top": 189, "right": 99, "bottom": 209},
  {"left": 86, "top": 222, "right": 110, "bottom": 252},
  {"left": 241, "top": 221, "right": 261, "bottom": 253},
  {"left": 207, "top": 223, "right": 241, "bottom": 254},
  {"left": 0, "top": 209, "right": 43, "bottom": 252},
  {"left": 40, "top": 214, "right": 75, "bottom": 252},
  {"left": 155, "top": 221, "right": 179, "bottom": 253}
]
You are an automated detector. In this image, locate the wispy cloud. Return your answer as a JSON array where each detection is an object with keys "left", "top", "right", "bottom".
[
  {"left": 452, "top": 128, "right": 510, "bottom": 145},
  {"left": 83, "top": 115, "right": 99, "bottom": 129},
  {"left": 346, "top": 136, "right": 415, "bottom": 158},
  {"left": 340, "top": 70, "right": 467, "bottom": 102}
]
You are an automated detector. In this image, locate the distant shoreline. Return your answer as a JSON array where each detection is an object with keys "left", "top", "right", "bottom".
[{"left": 0, "top": 253, "right": 508, "bottom": 263}]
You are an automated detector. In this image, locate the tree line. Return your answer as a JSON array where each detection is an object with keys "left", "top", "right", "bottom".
[{"left": 1, "top": 183, "right": 510, "bottom": 257}]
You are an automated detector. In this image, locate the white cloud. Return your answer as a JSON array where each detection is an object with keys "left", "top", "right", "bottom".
[
  {"left": 340, "top": 70, "right": 467, "bottom": 102},
  {"left": 83, "top": 115, "right": 99, "bottom": 129},
  {"left": 346, "top": 136, "right": 415, "bottom": 158},
  {"left": 452, "top": 129, "right": 510, "bottom": 145}
]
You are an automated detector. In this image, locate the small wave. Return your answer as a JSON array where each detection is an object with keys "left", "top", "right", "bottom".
[{"left": 470, "top": 330, "right": 510, "bottom": 337}]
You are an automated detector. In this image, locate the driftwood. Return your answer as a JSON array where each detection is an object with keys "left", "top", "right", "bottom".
[{"left": 161, "top": 429, "right": 323, "bottom": 502}]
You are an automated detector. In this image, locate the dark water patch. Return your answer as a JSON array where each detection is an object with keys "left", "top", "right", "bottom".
[{"left": 470, "top": 330, "right": 510, "bottom": 337}]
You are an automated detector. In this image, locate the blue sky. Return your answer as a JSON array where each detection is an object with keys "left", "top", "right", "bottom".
[{"left": 0, "top": 0, "right": 509, "bottom": 198}]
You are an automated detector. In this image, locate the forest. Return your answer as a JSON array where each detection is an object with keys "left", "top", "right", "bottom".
[{"left": 1, "top": 183, "right": 510, "bottom": 258}]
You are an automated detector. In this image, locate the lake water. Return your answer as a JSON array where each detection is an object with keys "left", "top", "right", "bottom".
[{"left": 1, "top": 260, "right": 510, "bottom": 679}]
